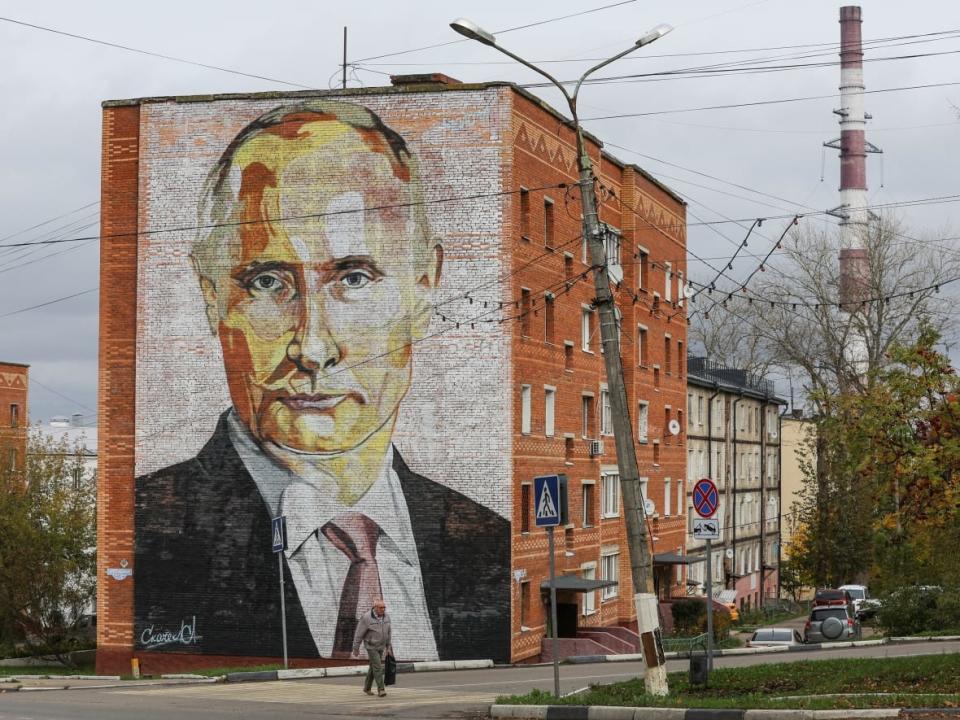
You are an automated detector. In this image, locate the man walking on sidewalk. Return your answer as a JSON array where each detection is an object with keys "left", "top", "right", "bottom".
[{"left": 353, "top": 599, "right": 393, "bottom": 697}]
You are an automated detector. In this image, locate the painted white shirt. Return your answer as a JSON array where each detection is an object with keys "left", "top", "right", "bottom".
[{"left": 227, "top": 411, "right": 438, "bottom": 661}]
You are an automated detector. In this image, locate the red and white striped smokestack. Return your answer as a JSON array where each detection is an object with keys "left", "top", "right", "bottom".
[{"left": 838, "top": 5, "right": 868, "bottom": 246}]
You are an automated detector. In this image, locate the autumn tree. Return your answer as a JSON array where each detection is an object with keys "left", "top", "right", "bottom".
[{"left": 0, "top": 430, "right": 96, "bottom": 653}]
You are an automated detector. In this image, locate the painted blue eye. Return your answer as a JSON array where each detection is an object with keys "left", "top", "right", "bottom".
[{"left": 341, "top": 271, "right": 372, "bottom": 289}]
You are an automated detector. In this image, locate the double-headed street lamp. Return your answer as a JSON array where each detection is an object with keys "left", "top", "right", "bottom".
[{"left": 451, "top": 18, "right": 674, "bottom": 696}]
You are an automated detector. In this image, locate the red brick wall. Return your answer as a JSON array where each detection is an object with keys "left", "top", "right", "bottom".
[
  {"left": 96, "top": 104, "right": 140, "bottom": 676},
  {"left": 508, "top": 91, "right": 687, "bottom": 662},
  {"left": 0, "top": 362, "right": 28, "bottom": 476}
]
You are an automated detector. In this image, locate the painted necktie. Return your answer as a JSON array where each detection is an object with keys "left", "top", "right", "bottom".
[{"left": 321, "top": 512, "right": 382, "bottom": 657}]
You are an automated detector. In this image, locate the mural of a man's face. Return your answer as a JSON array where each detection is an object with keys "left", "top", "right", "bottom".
[{"left": 197, "top": 114, "right": 441, "bottom": 454}]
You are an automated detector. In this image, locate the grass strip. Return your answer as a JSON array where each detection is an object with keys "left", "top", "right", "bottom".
[
  {"left": 0, "top": 664, "right": 96, "bottom": 678},
  {"left": 499, "top": 653, "right": 960, "bottom": 710}
]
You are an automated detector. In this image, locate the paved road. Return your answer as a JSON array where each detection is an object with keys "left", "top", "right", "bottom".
[{"left": 2, "top": 640, "right": 958, "bottom": 720}]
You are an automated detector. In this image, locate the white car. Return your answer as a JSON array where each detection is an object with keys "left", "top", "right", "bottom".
[{"left": 838, "top": 584, "right": 881, "bottom": 619}]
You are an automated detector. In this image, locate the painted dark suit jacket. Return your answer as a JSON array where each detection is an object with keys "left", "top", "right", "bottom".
[{"left": 134, "top": 412, "right": 510, "bottom": 662}]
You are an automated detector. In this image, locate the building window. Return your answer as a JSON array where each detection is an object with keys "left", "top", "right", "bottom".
[
  {"left": 10, "top": 404, "right": 19, "bottom": 428},
  {"left": 602, "top": 472, "right": 620, "bottom": 518},
  {"left": 654, "top": 367, "right": 660, "bottom": 388},
  {"left": 521, "top": 385, "right": 532, "bottom": 434},
  {"left": 521, "top": 484, "right": 531, "bottom": 533},
  {"left": 7, "top": 448, "right": 16, "bottom": 472},
  {"left": 697, "top": 396, "right": 704, "bottom": 426},
  {"left": 677, "top": 270, "right": 685, "bottom": 306},
  {"left": 544, "top": 294, "right": 555, "bottom": 344},
  {"left": 520, "top": 187, "right": 530, "bottom": 239},
  {"left": 564, "top": 342, "right": 574, "bottom": 371},
  {"left": 565, "top": 254, "right": 574, "bottom": 279},
  {"left": 664, "top": 478, "right": 672, "bottom": 516},
  {"left": 72, "top": 465, "right": 83, "bottom": 490},
  {"left": 582, "top": 482, "right": 595, "bottom": 527},
  {"left": 664, "top": 407, "right": 672, "bottom": 442},
  {"left": 582, "top": 565, "right": 597, "bottom": 615},
  {"left": 637, "top": 326, "right": 648, "bottom": 366},
  {"left": 544, "top": 198, "right": 555, "bottom": 249},
  {"left": 638, "top": 248, "right": 649, "bottom": 290},
  {"left": 664, "top": 261, "right": 673, "bottom": 302},
  {"left": 581, "top": 306, "right": 593, "bottom": 351},
  {"left": 678, "top": 341, "right": 684, "bottom": 375},
  {"left": 521, "top": 288, "right": 532, "bottom": 336},
  {"left": 640, "top": 476, "right": 649, "bottom": 503},
  {"left": 653, "top": 443, "right": 660, "bottom": 465},
  {"left": 600, "top": 389, "right": 613, "bottom": 436},
  {"left": 565, "top": 437, "right": 574, "bottom": 464},
  {"left": 604, "top": 226, "right": 621, "bottom": 268},
  {"left": 677, "top": 479, "right": 684, "bottom": 519},
  {"left": 601, "top": 552, "right": 620, "bottom": 600},
  {"left": 520, "top": 580, "right": 531, "bottom": 627},
  {"left": 582, "top": 395, "right": 595, "bottom": 438},
  {"left": 638, "top": 401, "right": 649, "bottom": 441},
  {"left": 664, "top": 336, "right": 672, "bottom": 374},
  {"left": 544, "top": 387, "right": 556, "bottom": 437}
]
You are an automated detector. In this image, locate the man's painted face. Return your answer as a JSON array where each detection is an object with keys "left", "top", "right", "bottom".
[{"left": 208, "top": 121, "right": 438, "bottom": 454}]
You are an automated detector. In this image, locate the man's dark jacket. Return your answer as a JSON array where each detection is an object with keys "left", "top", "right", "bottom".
[{"left": 134, "top": 412, "right": 510, "bottom": 662}]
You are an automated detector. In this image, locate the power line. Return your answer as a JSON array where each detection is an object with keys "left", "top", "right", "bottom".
[
  {"left": 0, "top": 200, "right": 98, "bottom": 247},
  {"left": 28, "top": 377, "right": 96, "bottom": 414},
  {"left": 0, "top": 288, "right": 97, "bottom": 319}
]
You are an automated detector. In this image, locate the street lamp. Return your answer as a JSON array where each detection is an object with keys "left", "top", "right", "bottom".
[{"left": 451, "top": 18, "right": 673, "bottom": 697}]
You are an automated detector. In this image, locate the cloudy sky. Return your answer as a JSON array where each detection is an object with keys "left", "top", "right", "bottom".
[{"left": 1, "top": 0, "right": 957, "bottom": 422}]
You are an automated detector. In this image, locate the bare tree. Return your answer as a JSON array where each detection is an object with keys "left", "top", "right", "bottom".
[{"left": 690, "top": 216, "right": 959, "bottom": 407}]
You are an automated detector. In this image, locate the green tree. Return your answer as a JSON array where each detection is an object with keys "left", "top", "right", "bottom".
[{"left": 0, "top": 431, "right": 96, "bottom": 654}]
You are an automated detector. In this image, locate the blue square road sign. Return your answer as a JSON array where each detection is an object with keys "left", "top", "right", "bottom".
[{"left": 534, "top": 475, "right": 561, "bottom": 527}]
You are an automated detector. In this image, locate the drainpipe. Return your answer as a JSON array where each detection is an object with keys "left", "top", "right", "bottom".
[
  {"left": 706, "top": 385, "right": 721, "bottom": 597},
  {"left": 759, "top": 393, "right": 767, "bottom": 609},
  {"left": 731, "top": 395, "right": 744, "bottom": 592}
]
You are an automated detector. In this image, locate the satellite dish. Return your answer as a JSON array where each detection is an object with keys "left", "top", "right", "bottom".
[
  {"left": 608, "top": 264, "right": 624, "bottom": 287},
  {"left": 644, "top": 498, "right": 656, "bottom": 516},
  {"left": 769, "top": 429, "right": 778, "bottom": 439},
  {"left": 683, "top": 284, "right": 696, "bottom": 299},
  {"left": 725, "top": 548, "right": 734, "bottom": 559},
  {"left": 668, "top": 419, "right": 681, "bottom": 435}
]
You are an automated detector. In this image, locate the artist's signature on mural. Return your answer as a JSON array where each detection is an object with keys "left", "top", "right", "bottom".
[{"left": 140, "top": 617, "right": 202, "bottom": 647}]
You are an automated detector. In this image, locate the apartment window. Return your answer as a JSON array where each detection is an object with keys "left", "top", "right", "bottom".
[
  {"left": 564, "top": 254, "right": 574, "bottom": 279},
  {"left": 582, "top": 565, "right": 597, "bottom": 615},
  {"left": 544, "top": 198, "right": 555, "bottom": 249},
  {"left": 544, "top": 294, "right": 555, "bottom": 344},
  {"left": 565, "top": 437, "right": 574, "bottom": 464},
  {"left": 521, "top": 484, "right": 531, "bottom": 533},
  {"left": 582, "top": 482, "right": 596, "bottom": 527},
  {"left": 582, "top": 395, "right": 595, "bottom": 438},
  {"left": 678, "top": 341, "right": 684, "bottom": 375},
  {"left": 640, "top": 476, "right": 649, "bottom": 503},
  {"left": 653, "top": 443, "right": 660, "bottom": 465},
  {"left": 7, "top": 449, "right": 16, "bottom": 472},
  {"left": 520, "top": 187, "right": 531, "bottom": 239},
  {"left": 664, "top": 407, "right": 672, "bottom": 442},
  {"left": 654, "top": 367, "right": 661, "bottom": 388},
  {"left": 600, "top": 389, "right": 613, "bottom": 436},
  {"left": 602, "top": 472, "right": 620, "bottom": 518},
  {"left": 604, "top": 226, "right": 621, "bottom": 268},
  {"left": 697, "top": 396, "right": 704, "bottom": 425},
  {"left": 521, "top": 385, "right": 532, "bottom": 434},
  {"left": 638, "top": 401, "right": 649, "bottom": 441},
  {"left": 664, "top": 261, "right": 673, "bottom": 302},
  {"left": 72, "top": 465, "right": 83, "bottom": 490},
  {"left": 564, "top": 342, "right": 574, "bottom": 371},
  {"left": 664, "top": 478, "right": 672, "bottom": 516},
  {"left": 663, "top": 336, "right": 672, "bottom": 374},
  {"left": 638, "top": 248, "right": 649, "bottom": 290},
  {"left": 544, "top": 387, "right": 556, "bottom": 437},
  {"left": 520, "top": 580, "right": 531, "bottom": 627},
  {"left": 581, "top": 306, "right": 594, "bottom": 351},
  {"left": 677, "top": 479, "right": 684, "bottom": 520},
  {"left": 521, "top": 288, "right": 532, "bottom": 336},
  {"left": 637, "top": 326, "right": 648, "bottom": 366},
  {"left": 601, "top": 552, "right": 620, "bottom": 600},
  {"left": 10, "top": 404, "right": 19, "bottom": 428}
]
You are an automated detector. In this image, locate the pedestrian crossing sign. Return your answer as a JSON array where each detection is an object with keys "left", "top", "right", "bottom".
[
  {"left": 272, "top": 516, "right": 287, "bottom": 553},
  {"left": 534, "top": 475, "right": 561, "bottom": 527}
]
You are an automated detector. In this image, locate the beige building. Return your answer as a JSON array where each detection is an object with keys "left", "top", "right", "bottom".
[{"left": 779, "top": 415, "right": 812, "bottom": 557}]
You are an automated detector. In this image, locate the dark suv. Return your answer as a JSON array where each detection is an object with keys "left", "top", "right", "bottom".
[{"left": 804, "top": 605, "right": 861, "bottom": 643}]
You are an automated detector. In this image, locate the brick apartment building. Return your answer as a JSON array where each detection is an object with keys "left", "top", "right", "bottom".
[
  {"left": 685, "top": 357, "right": 785, "bottom": 611},
  {"left": 0, "top": 361, "right": 28, "bottom": 478},
  {"left": 97, "top": 75, "right": 688, "bottom": 674}
]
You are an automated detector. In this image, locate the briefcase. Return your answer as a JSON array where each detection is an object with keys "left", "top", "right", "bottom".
[{"left": 384, "top": 653, "right": 397, "bottom": 686}]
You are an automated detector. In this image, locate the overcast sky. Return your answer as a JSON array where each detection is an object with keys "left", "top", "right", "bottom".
[{"left": 1, "top": 0, "right": 957, "bottom": 422}]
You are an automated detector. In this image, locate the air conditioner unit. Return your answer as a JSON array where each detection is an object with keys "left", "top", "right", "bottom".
[{"left": 589, "top": 439, "right": 604, "bottom": 457}]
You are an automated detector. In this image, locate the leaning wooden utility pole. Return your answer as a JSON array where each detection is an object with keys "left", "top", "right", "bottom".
[{"left": 448, "top": 17, "right": 674, "bottom": 696}]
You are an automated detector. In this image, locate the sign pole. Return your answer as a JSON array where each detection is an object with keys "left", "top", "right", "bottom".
[
  {"left": 279, "top": 551, "right": 289, "bottom": 669},
  {"left": 705, "top": 538, "right": 713, "bottom": 674},
  {"left": 547, "top": 525, "right": 560, "bottom": 698}
]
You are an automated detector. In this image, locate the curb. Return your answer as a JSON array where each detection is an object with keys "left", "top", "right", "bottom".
[
  {"left": 489, "top": 705, "right": 902, "bottom": 719},
  {"left": 224, "top": 658, "right": 494, "bottom": 683}
]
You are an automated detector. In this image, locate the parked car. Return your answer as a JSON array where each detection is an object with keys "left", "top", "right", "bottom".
[
  {"left": 838, "top": 584, "right": 881, "bottom": 619},
  {"left": 747, "top": 627, "right": 803, "bottom": 648},
  {"left": 813, "top": 587, "right": 854, "bottom": 609},
  {"left": 804, "top": 605, "right": 861, "bottom": 643}
]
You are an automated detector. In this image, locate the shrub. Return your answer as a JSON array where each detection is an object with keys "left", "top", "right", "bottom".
[
  {"left": 672, "top": 599, "right": 705, "bottom": 635},
  {"left": 876, "top": 586, "right": 945, "bottom": 636}
]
